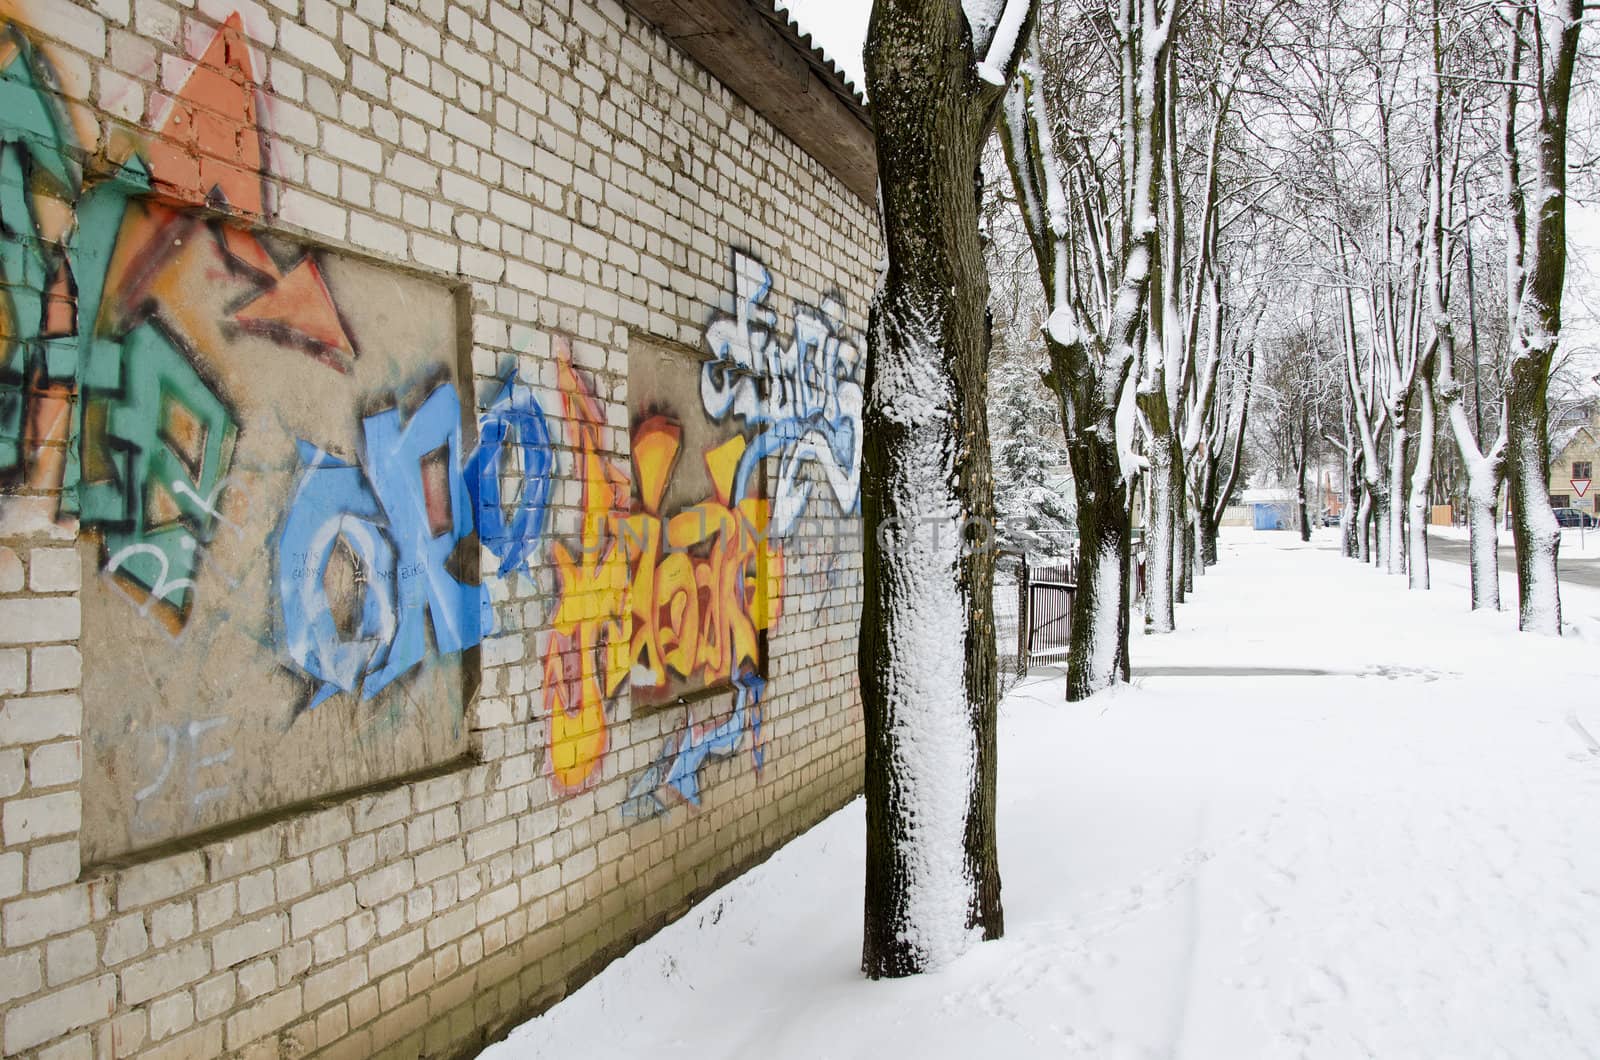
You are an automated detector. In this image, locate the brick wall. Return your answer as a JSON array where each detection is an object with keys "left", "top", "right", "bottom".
[{"left": 0, "top": 0, "right": 877, "bottom": 1055}]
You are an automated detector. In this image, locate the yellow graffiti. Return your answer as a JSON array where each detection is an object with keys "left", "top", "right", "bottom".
[
  {"left": 541, "top": 347, "right": 782, "bottom": 793},
  {"left": 544, "top": 347, "right": 631, "bottom": 792},
  {"left": 624, "top": 420, "right": 780, "bottom": 693}
]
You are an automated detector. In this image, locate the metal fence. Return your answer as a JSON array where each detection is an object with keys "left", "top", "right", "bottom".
[
  {"left": 994, "top": 552, "right": 1025, "bottom": 694},
  {"left": 995, "top": 549, "right": 1080, "bottom": 695}
]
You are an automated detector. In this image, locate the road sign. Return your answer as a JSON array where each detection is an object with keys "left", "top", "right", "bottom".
[{"left": 1573, "top": 477, "right": 1592, "bottom": 498}]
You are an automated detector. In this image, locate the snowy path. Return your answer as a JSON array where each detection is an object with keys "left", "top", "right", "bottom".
[{"left": 486, "top": 532, "right": 1600, "bottom": 1060}]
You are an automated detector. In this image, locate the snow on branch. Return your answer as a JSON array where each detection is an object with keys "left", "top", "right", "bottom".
[{"left": 970, "top": 0, "right": 1033, "bottom": 84}]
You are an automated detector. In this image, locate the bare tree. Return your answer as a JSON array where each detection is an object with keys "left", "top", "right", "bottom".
[{"left": 1000, "top": 0, "right": 1177, "bottom": 698}]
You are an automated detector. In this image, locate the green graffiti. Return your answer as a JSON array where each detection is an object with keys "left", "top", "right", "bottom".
[
  {"left": 0, "top": 20, "right": 236, "bottom": 622},
  {"left": 79, "top": 318, "right": 237, "bottom": 617},
  {"left": 0, "top": 22, "right": 81, "bottom": 471},
  {"left": 56, "top": 156, "right": 150, "bottom": 513}
]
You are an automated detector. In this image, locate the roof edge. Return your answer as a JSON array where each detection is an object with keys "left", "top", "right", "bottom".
[{"left": 621, "top": 0, "right": 878, "bottom": 204}]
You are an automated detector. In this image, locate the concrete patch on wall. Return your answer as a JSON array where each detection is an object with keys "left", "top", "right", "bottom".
[
  {"left": 0, "top": 15, "right": 506, "bottom": 861},
  {"left": 77, "top": 236, "right": 477, "bottom": 864}
]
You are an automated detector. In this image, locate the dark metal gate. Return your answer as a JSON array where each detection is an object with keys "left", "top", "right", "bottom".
[{"left": 1022, "top": 559, "right": 1076, "bottom": 667}]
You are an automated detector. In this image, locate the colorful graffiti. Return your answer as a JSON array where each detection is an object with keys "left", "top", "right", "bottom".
[
  {"left": 543, "top": 348, "right": 631, "bottom": 791},
  {"left": 700, "top": 251, "right": 863, "bottom": 537},
  {"left": 542, "top": 342, "right": 781, "bottom": 796},
  {"left": 2, "top": 15, "right": 867, "bottom": 834},
  {"left": 0, "top": 12, "right": 348, "bottom": 630},
  {"left": 623, "top": 670, "right": 765, "bottom": 819},
  {"left": 276, "top": 374, "right": 552, "bottom": 713},
  {"left": 0, "top": 14, "right": 497, "bottom": 860}
]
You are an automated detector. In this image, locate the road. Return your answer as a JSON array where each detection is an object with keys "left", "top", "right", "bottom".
[{"left": 1428, "top": 533, "right": 1600, "bottom": 589}]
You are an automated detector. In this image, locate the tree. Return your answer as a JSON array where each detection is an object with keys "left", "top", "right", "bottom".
[
  {"left": 1429, "top": 0, "right": 1506, "bottom": 609},
  {"left": 1502, "top": 0, "right": 1583, "bottom": 634},
  {"left": 1000, "top": 0, "right": 1177, "bottom": 698},
  {"left": 860, "top": 0, "right": 1035, "bottom": 979},
  {"left": 991, "top": 359, "right": 1077, "bottom": 557}
]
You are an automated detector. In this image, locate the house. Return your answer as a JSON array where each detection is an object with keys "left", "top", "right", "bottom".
[
  {"left": 0, "top": 1, "right": 876, "bottom": 1055},
  {"left": 1547, "top": 422, "right": 1600, "bottom": 511}
]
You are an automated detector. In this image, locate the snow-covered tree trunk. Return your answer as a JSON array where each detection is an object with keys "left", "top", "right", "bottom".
[
  {"left": 1143, "top": 422, "right": 1176, "bottom": 632},
  {"left": 1356, "top": 481, "right": 1374, "bottom": 564},
  {"left": 860, "top": 0, "right": 1033, "bottom": 978},
  {"left": 1295, "top": 417, "right": 1311, "bottom": 542},
  {"left": 1177, "top": 481, "right": 1194, "bottom": 598},
  {"left": 1385, "top": 424, "right": 1407, "bottom": 574},
  {"left": 1463, "top": 471, "right": 1502, "bottom": 605},
  {"left": 1501, "top": 0, "right": 1579, "bottom": 635},
  {"left": 1506, "top": 376, "right": 1559, "bottom": 630},
  {"left": 1406, "top": 367, "right": 1434, "bottom": 589}
]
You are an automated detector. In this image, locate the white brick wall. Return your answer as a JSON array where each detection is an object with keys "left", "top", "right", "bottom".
[{"left": 0, "top": 0, "right": 875, "bottom": 1055}]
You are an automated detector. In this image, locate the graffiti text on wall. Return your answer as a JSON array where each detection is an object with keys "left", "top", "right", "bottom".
[
  {"left": 700, "top": 251, "right": 863, "bottom": 537},
  {"left": 276, "top": 373, "right": 553, "bottom": 712}
]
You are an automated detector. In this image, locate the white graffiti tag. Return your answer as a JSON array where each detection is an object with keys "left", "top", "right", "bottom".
[{"left": 700, "top": 252, "right": 863, "bottom": 536}]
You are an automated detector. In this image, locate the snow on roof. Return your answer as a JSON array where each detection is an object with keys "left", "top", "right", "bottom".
[
  {"left": 1550, "top": 423, "right": 1595, "bottom": 459},
  {"left": 1240, "top": 487, "right": 1295, "bottom": 503},
  {"left": 766, "top": 0, "right": 869, "bottom": 106}
]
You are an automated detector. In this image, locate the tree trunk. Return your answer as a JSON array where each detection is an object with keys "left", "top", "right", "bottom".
[
  {"left": 1506, "top": 361, "right": 1560, "bottom": 632},
  {"left": 859, "top": 0, "right": 1026, "bottom": 978},
  {"left": 1340, "top": 449, "right": 1360, "bottom": 557},
  {"left": 1385, "top": 425, "right": 1406, "bottom": 574},
  {"left": 1406, "top": 368, "right": 1434, "bottom": 590},
  {"left": 1465, "top": 479, "right": 1501, "bottom": 609},
  {"left": 1067, "top": 427, "right": 1133, "bottom": 698},
  {"left": 1143, "top": 422, "right": 1176, "bottom": 632},
  {"left": 1295, "top": 432, "right": 1310, "bottom": 543},
  {"left": 1200, "top": 503, "right": 1219, "bottom": 567},
  {"left": 1357, "top": 483, "right": 1374, "bottom": 564},
  {"left": 1178, "top": 502, "right": 1194, "bottom": 597}
]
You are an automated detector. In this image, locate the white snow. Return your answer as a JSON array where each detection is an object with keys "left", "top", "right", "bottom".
[
  {"left": 488, "top": 530, "right": 1600, "bottom": 1060},
  {"left": 1045, "top": 305, "right": 1079, "bottom": 347},
  {"left": 863, "top": 298, "right": 979, "bottom": 968}
]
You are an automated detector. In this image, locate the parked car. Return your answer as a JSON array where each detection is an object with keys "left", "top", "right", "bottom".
[
  {"left": 1321, "top": 510, "right": 1340, "bottom": 527},
  {"left": 1552, "top": 507, "right": 1599, "bottom": 528}
]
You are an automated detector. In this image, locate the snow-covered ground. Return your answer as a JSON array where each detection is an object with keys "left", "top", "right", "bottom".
[{"left": 486, "top": 530, "right": 1600, "bottom": 1060}]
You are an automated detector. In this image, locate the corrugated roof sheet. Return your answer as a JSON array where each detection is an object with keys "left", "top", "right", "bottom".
[{"left": 750, "top": 0, "right": 869, "bottom": 115}]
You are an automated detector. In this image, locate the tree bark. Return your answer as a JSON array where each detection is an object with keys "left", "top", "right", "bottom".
[
  {"left": 1143, "top": 418, "right": 1176, "bottom": 632},
  {"left": 1066, "top": 422, "right": 1134, "bottom": 696},
  {"left": 860, "top": 0, "right": 1030, "bottom": 979},
  {"left": 1406, "top": 365, "right": 1434, "bottom": 589},
  {"left": 1503, "top": 0, "right": 1580, "bottom": 635}
]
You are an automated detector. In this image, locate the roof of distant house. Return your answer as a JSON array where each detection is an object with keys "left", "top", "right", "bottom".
[
  {"left": 1551, "top": 424, "right": 1596, "bottom": 461},
  {"left": 1240, "top": 487, "right": 1296, "bottom": 503},
  {"left": 622, "top": 0, "right": 876, "bottom": 202}
]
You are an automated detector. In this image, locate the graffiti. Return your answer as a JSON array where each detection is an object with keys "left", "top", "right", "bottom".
[
  {"left": 130, "top": 714, "right": 234, "bottom": 835},
  {"left": 542, "top": 338, "right": 782, "bottom": 800},
  {"left": 0, "top": 15, "right": 496, "bottom": 858},
  {"left": 276, "top": 374, "right": 552, "bottom": 713},
  {"left": 624, "top": 415, "right": 779, "bottom": 701},
  {"left": 143, "top": 12, "right": 269, "bottom": 215},
  {"left": 467, "top": 370, "right": 554, "bottom": 578},
  {"left": 700, "top": 251, "right": 863, "bottom": 536},
  {"left": 623, "top": 671, "right": 765, "bottom": 819},
  {"left": 543, "top": 348, "right": 631, "bottom": 792}
]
